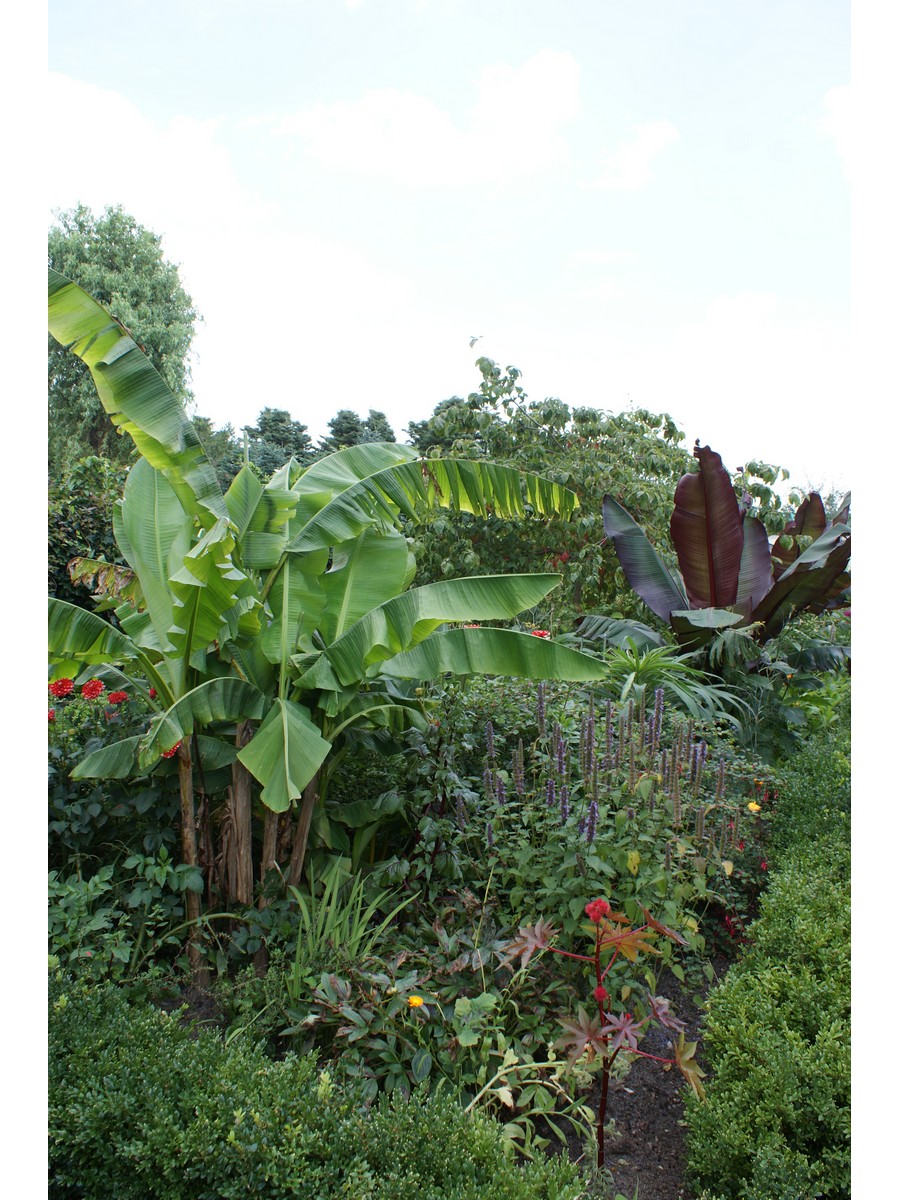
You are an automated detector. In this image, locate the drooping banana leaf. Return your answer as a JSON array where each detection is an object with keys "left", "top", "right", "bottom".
[
  {"left": 669, "top": 445, "right": 744, "bottom": 609},
  {"left": 138, "top": 677, "right": 269, "bottom": 768},
  {"left": 236, "top": 697, "right": 333, "bottom": 812},
  {"left": 602, "top": 495, "right": 688, "bottom": 621},
  {"left": 287, "top": 459, "right": 578, "bottom": 556},
  {"left": 734, "top": 515, "right": 773, "bottom": 617},
  {"left": 48, "top": 268, "right": 226, "bottom": 526},
  {"left": 72, "top": 733, "right": 237, "bottom": 780},
  {"left": 49, "top": 597, "right": 143, "bottom": 666},
  {"left": 750, "top": 524, "right": 851, "bottom": 641},
  {"left": 379, "top": 628, "right": 610, "bottom": 683},
  {"left": 668, "top": 607, "right": 745, "bottom": 649},
  {"left": 323, "top": 573, "right": 562, "bottom": 684}
]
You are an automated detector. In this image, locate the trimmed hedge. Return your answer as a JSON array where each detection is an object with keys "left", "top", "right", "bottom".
[
  {"left": 686, "top": 708, "right": 851, "bottom": 1200},
  {"left": 49, "top": 974, "right": 585, "bottom": 1200}
]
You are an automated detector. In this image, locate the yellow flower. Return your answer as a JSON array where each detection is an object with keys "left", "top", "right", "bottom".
[
  {"left": 407, "top": 995, "right": 425, "bottom": 1008},
  {"left": 747, "top": 801, "right": 762, "bottom": 813}
]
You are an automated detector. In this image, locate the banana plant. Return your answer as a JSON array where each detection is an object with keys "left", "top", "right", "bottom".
[
  {"left": 48, "top": 268, "right": 615, "bottom": 914},
  {"left": 602, "top": 444, "right": 850, "bottom": 648}
]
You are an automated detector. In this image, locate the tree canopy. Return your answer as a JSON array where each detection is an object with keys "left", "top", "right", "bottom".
[{"left": 48, "top": 205, "right": 200, "bottom": 474}]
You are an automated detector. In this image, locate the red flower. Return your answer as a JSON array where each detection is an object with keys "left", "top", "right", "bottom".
[
  {"left": 161, "top": 742, "right": 182, "bottom": 759},
  {"left": 107, "top": 691, "right": 129, "bottom": 706},
  {"left": 148, "top": 688, "right": 157, "bottom": 699},
  {"left": 49, "top": 678, "right": 74, "bottom": 698},
  {"left": 759, "top": 860, "right": 768, "bottom": 871},
  {"left": 585, "top": 898, "right": 611, "bottom": 923},
  {"left": 531, "top": 629, "right": 551, "bottom": 638},
  {"left": 48, "top": 709, "right": 55, "bottom": 722},
  {"left": 737, "top": 840, "right": 745, "bottom": 851},
  {"left": 593, "top": 983, "right": 609, "bottom": 1004},
  {"left": 81, "top": 679, "right": 105, "bottom": 700}
]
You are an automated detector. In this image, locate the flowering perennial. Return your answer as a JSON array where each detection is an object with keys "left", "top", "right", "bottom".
[
  {"left": 107, "top": 691, "right": 129, "bottom": 706},
  {"left": 81, "top": 679, "right": 105, "bottom": 700},
  {"left": 49, "top": 678, "right": 74, "bottom": 698},
  {"left": 584, "top": 897, "right": 611, "bottom": 924}
]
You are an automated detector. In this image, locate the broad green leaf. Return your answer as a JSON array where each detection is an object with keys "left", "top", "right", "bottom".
[
  {"left": 318, "top": 528, "right": 412, "bottom": 644},
  {"left": 379, "top": 628, "right": 610, "bottom": 682},
  {"left": 236, "top": 697, "right": 332, "bottom": 812},
  {"left": 602, "top": 495, "right": 688, "bottom": 622},
  {"left": 48, "top": 598, "right": 141, "bottom": 666},
  {"left": 48, "top": 268, "right": 226, "bottom": 526},
  {"left": 138, "top": 678, "right": 269, "bottom": 767},
  {"left": 260, "top": 551, "right": 330, "bottom": 664},
  {"left": 325, "top": 573, "right": 562, "bottom": 684},
  {"left": 116, "top": 459, "right": 193, "bottom": 654},
  {"left": 73, "top": 733, "right": 237, "bottom": 779},
  {"left": 287, "top": 459, "right": 577, "bottom": 555},
  {"left": 670, "top": 445, "right": 744, "bottom": 608},
  {"left": 168, "top": 519, "right": 261, "bottom": 664}
]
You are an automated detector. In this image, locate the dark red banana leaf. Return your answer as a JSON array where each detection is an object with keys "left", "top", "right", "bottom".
[
  {"left": 735, "top": 515, "right": 773, "bottom": 617},
  {"left": 771, "top": 493, "right": 828, "bottom": 580},
  {"left": 670, "top": 446, "right": 744, "bottom": 609},
  {"left": 602, "top": 494, "right": 688, "bottom": 621},
  {"left": 752, "top": 525, "right": 851, "bottom": 641}
]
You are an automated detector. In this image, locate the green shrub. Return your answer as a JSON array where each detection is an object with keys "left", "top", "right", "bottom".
[
  {"left": 49, "top": 972, "right": 585, "bottom": 1199},
  {"left": 768, "top": 699, "right": 850, "bottom": 857},
  {"left": 685, "top": 833, "right": 850, "bottom": 1199}
]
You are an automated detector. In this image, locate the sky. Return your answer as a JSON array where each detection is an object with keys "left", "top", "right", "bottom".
[{"left": 46, "top": 0, "right": 852, "bottom": 494}]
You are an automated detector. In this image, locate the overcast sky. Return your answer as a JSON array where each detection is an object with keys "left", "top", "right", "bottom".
[{"left": 48, "top": 0, "right": 850, "bottom": 493}]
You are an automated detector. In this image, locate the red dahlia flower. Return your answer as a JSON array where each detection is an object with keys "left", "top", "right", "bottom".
[
  {"left": 107, "top": 691, "right": 129, "bottom": 705},
  {"left": 48, "top": 709, "right": 55, "bottom": 722},
  {"left": 49, "top": 678, "right": 74, "bottom": 698},
  {"left": 81, "top": 679, "right": 105, "bottom": 700},
  {"left": 585, "top": 898, "right": 611, "bottom": 923},
  {"left": 530, "top": 629, "right": 551, "bottom": 638},
  {"left": 148, "top": 688, "right": 157, "bottom": 699}
]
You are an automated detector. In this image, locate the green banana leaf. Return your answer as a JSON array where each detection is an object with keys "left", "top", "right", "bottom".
[
  {"left": 669, "top": 445, "right": 744, "bottom": 609},
  {"left": 260, "top": 550, "right": 330, "bottom": 665},
  {"left": 379, "top": 628, "right": 610, "bottom": 682},
  {"left": 317, "top": 528, "right": 412, "bottom": 644},
  {"left": 49, "top": 597, "right": 143, "bottom": 666},
  {"left": 48, "top": 268, "right": 225, "bottom": 526},
  {"left": 287, "top": 458, "right": 577, "bottom": 556},
  {"left": 72, "top": 733, "right": 238, "bottom": 780},
  {"left": 236, "top": 697, "right": 333, "bottom": 811},
  {"left": 324, "top": 573, "right": 563, "bottom": 685},
  {"left": 138, "top": 678, "right": 269, "bottom": 768},
  {"left": 115, "top": 458, "right": 194, "bottom": 655},
  {"left": 602, "top": 495, "right": 688, "bottom": 621},
  {"left": 669, "top": 608, "right": 745, "bottom": 648}
]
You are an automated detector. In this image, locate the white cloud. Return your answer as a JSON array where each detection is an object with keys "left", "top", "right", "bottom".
[
  {"left": 272, "top": 50, "right": 581, "bottom": 186},
  {"left": 583, "top": 119, "right": 680, "bottom": 191},
  {"left": 818, "top": 85, "right": 852, "bottom": 180}
]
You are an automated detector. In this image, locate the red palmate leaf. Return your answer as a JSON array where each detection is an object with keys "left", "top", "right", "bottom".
[
  {"left": 554, "top": 1006, "right": 607, "bottom": 1064},
  {"left": 500, "top": 917, "right": 560, "bottom": 969}
]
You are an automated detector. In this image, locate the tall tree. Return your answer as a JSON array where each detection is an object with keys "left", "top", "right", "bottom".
[
  {"left": 322, "top": 408, "right": 397, "bottom": 451},
  {"left": 48, "top": 205, "right": 200, "bottom": 473}
]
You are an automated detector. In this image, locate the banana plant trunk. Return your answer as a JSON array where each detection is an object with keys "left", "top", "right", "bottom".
[
  {"left": 177, "top": 744, "right": 210, "bottom": 988},
  {"left": 222, "top": 721, "right": 256, "bottom": 906},
  {"left": 287, "top": 773, "right": 320, "bottom": 889}
]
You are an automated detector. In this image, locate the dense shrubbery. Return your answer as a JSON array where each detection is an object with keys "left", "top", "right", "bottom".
[
  {"left": 49, "top": 970, "right": 584, "bottom": 1200},
  {"left": 685, "top": 712, "right": 851, "bottom": 1200}
]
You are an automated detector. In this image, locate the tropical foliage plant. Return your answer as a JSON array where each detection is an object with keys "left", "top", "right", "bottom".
[
  {"left": 47, "top": 268, "right": 623, "bottom": 977},
  {"left": 602, "top": 443, "right": 850, "bottom": 649}
]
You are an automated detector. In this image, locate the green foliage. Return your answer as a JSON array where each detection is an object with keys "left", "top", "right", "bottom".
[
  {"left": 408, "top": 357, "right": 694, "bottom": 620},
  {"left": 322, "top": 407, "right": 397, "bottom": 450},
  {"left": 49, "top": 972, "right": 585, "bottom": 1199},
  {"left": 48, "top": 204, "right": 199, "bottom": 473},
  {"left": 48, "top": 456, "right": 128, "bottom": 609},
  {"left": 685, "top": 835, "right": 850, "bottom": 1200}
]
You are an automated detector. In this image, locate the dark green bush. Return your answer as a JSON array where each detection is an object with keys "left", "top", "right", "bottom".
[
  {"left": 768, "top": 697, "right": 850, "bottom": 857},
  {"left": 49, "top": 972, "right": 585, "bottom": 1199},
  {"left": 685, "top": 832, "right": 850, "bottom": 1199}
]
